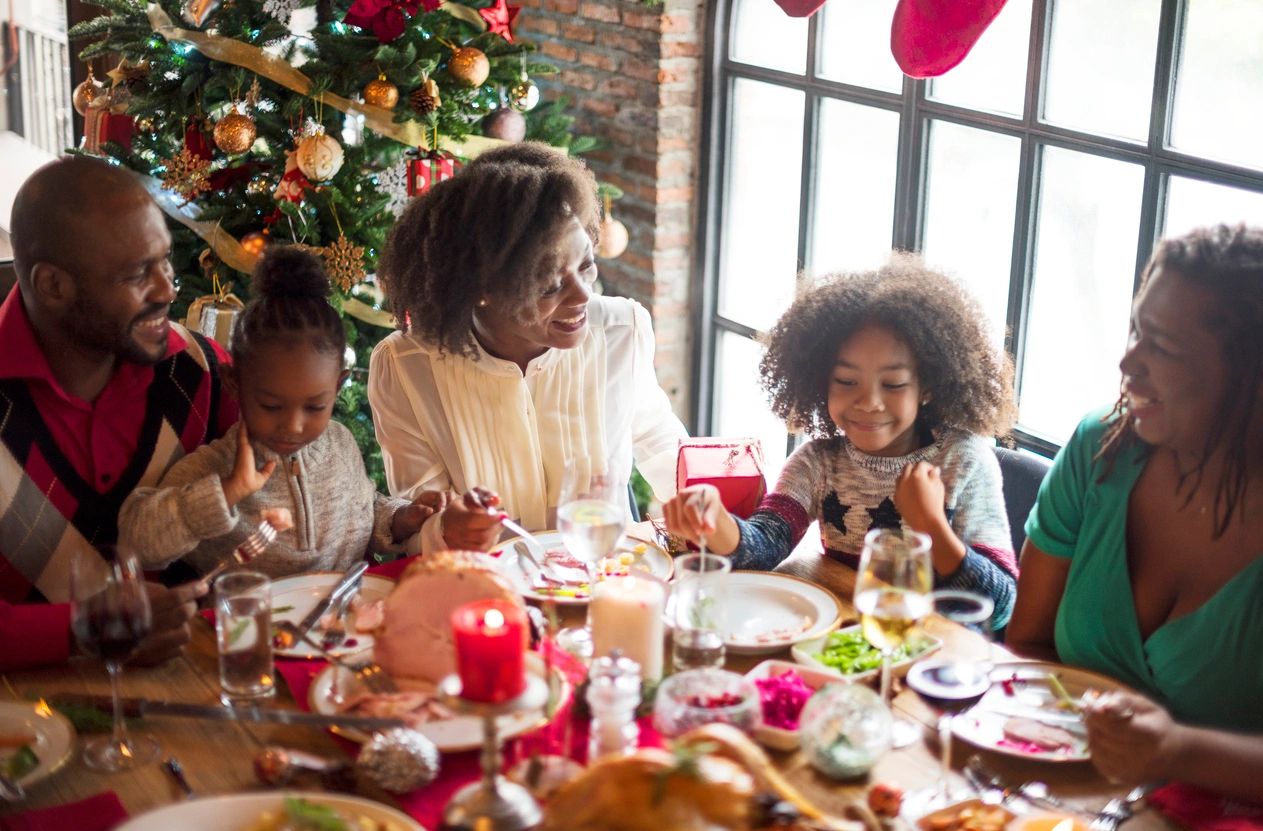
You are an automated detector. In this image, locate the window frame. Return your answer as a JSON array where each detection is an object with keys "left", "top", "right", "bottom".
[{"left": 692, "top": 0, "right": 1263, "bottom": 458}]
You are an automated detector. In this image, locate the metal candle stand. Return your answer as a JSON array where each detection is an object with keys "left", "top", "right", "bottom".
[{"left": 438, "top": 672, "right": 549, "bottom": 831}]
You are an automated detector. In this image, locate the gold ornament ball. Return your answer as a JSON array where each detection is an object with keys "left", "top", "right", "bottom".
[
  {"left": 448, "top": 47, "right": 490, "bottom": 88},
  {"left": 213, "top": 112, "right": 257, "bottom": 155},
  {"left": 482, "top": 108, "right": 526, "bottom": 143},
  {"left": 135, "top": 117, "right": 156, "bottom": 134},
  {"left": 73, "top": 78, "right": 103, "bottom": 116},
  {"left": 597, "top": 216, "right": 629, "bottom": 259},
  {"left": 296, "top": 131, "right": 345, "bottom": 182},
  {"left": 363, "top": 76, "right": 400, "bottom": 109},
  {"left": 241, "top": 231, "right": 268, "bottom": 257},
  {"left": 509, "top": 79, "right": 540, "bottom": 112}
]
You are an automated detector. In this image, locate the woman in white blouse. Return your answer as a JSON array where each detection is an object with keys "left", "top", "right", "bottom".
[{"left": 369, "top": 143, "right": 687, "bottom": 553}]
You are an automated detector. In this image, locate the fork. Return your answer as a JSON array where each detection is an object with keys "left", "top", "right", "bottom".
[
  {"left": 513, "top": 541, "right": 566, "bottom": 586},
  {"left": 1091, "top": 784, "right": 1153, "bottom": 831},
  {"left": 320, "top": 584, "right": 360, "bottom": 648},
  {"left": 273, "top": 620, "right": 397, "bottom": 694}
]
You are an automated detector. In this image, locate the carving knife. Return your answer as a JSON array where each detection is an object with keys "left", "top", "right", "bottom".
[{"left": 50, "top": 693, "right": 404, "bottom": 732}]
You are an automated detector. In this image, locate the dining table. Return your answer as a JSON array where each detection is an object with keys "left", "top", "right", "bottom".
[{"left": 0, "top": 527, "right": 1178, "bottom": 831}]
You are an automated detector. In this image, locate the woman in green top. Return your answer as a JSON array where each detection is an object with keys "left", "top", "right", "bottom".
[{"left": 1008, "top": 224, "right": 1263, "bottom": 800}]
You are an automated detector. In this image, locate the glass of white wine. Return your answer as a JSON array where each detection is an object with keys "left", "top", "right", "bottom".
[
  {"left": 853, "top": 528, "right": 933, "bottom": 748},
  {"left": 555, "top": 455, "right": 627, "bottom": 660}
]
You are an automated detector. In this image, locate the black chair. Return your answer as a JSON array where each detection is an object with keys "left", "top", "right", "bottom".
[{"left": 993, "top": 446, "right": 1052, "bottom": 560}]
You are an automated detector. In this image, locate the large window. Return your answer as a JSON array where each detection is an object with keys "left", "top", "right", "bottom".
[{"left": 694, "top": 0, "right": 1263, "bottom": 468}]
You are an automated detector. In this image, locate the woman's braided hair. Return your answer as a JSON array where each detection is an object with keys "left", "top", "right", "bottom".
[{"left": 378, "top": 142, "right": 600, "bottom": 358}]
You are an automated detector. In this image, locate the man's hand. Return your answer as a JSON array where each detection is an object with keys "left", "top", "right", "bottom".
[
  {"left": 221, "top": 423, "right": 276, "bottom": 508},
  {"left": 391, "top": 490, "right": 453, "bottom": 541},
  {"left": 129, "top": 580, "right": 208, "bottom": 667},
  {"left": 439, "top": 488, "right": 505, "bottom": 552}
]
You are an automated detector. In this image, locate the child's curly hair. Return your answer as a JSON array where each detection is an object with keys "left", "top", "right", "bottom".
[
  {"left": 760, "top": 252, "right": 1016, "bottom": 439},
  {"left": 377, "top": 142, "right": 599, "bottom": 358}
]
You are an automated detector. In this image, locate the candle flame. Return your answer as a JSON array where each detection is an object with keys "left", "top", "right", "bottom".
[
  {"left": 484, "top": 608, "right": 505, "bottom": 629},
  {"left": 34, "top": 698, "right": 53, "bottom": 718}
]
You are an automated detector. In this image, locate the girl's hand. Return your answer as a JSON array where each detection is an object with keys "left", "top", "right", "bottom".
[
  {"left": 222, "top": 423, "right": 276, "bottom": 508},
  {"left": 391, "top": 490, "right": 453, "bottom": 542},
  {"left": 1084, "top": 690, "right": 1181, "bottom": 784},
  {"left": 893, "top": 461, "right": 947, "bottom": 533},
  {"left": 664, "top": 485, "right": 724, "bottom": 545},
  {"left": 438, "top": 487, "right": 504, "bottom": 552}
]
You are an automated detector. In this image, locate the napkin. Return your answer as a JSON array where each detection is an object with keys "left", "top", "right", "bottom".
[
  {"left": 1149, "top": 783, "right": 1263, "bottom": 831},
  {"left": 0, "top": 791, "right": 128, "bottom": 831}
]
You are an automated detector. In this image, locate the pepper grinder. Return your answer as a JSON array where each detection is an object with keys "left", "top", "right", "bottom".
[{"left": 587, "top": 654, "right": 641, "bottom": 761}]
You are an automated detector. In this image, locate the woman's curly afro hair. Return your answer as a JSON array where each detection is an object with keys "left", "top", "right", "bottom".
[
  {"left": 377, "top": 142, "right": 599, "bottom": 358},
  {"left": 759, "top": 252, "right": 1016, "bottom": 440}
]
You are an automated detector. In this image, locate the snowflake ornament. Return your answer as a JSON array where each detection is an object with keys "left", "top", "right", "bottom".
[
  {"left": 262, "top": 0, "right": 302, "bottom": 25},
  {"left": 380, "top": 159, "right": 410, "bottom": 217}
]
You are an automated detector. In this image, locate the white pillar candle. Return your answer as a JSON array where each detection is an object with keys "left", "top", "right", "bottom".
[{"left": 590, "top": 574, "right": 666, "bottom": 680}]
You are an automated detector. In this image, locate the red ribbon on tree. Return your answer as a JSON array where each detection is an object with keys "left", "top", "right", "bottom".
[{"left": 344, "top": 0, "right": 439, "bottom": 42}]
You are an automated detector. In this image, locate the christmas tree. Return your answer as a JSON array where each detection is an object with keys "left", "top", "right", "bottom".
[{"left": 68, "top": 0, "right": 602, "bottom": 489}]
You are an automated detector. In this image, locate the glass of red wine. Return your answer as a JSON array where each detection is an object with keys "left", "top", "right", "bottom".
[
  {"left": 904, "top": 589, "right": 995, "bottom": 812},
  {"left": 70, "top": 547, "right": 160, "bottom": 771}
]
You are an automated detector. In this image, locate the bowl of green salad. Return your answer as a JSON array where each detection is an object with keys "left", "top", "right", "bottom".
[{"left": 790, "top": 623, "right": 941, "bottom": 682}]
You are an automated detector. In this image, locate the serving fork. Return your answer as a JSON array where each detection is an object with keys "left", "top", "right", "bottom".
[{"left": 1091, "top": 784, "right": 1153, "bottom": 831}]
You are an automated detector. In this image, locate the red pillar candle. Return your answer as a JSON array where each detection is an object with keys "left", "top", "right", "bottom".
[{"left": 451, "top": 599, "right": 528, "bottom": 703}]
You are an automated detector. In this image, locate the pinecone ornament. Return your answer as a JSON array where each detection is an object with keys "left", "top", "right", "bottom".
[{"left": 409, "top": 78, "right": 442, "bottom": 116}]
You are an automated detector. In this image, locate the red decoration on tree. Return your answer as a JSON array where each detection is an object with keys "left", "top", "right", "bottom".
[
  {"left": 344, "top": 0, "right": 438, "bottom": 43},
  {"left": 83, "top": 109, "right": 135, "bottom": 154},
  {"left": 891, "top": 0, "right": 1008, "bottom": 78},
  {"left": 406, "top": 149, "right": 460, "bottom": 196},
  {"left": 771, "top": 0, "right": 828, "bottom": 18},
  {"left": 478, "top": 0, "right": 521, "bottom": 42}
]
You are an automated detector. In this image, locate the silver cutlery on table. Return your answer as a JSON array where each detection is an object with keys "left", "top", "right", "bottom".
[
  {"left": 291, "top": 561, "right": 369, "bottom": 641},
  {"left": 49, "top": 693, "right": 404, "bottom": 731},
  {"left": 162, "top": 756, "right": 195, "bottom": 799},
  {"left": 320, "top": 582, "right": 361, "bottom": 649},
  {"left": 513, "top": 541, "right": 566, "bottom": 586},
  {"left": 966, "top": 756, "right": 1084, "bottom": 815},
  {"left": 0, "top": 770, "right": 26, "bottom": 802},
  {"left": 1091, "top": 784, "right": 1154, "bottom": 831},
  {"left": 272, "top": 621, "right": 397, "bottom": 695}
]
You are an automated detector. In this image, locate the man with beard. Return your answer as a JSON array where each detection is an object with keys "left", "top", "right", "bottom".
[{"left": 0, "top": 156, "right": 238, "bottom": 669}]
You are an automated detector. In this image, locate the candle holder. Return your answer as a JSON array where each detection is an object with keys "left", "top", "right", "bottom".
[{"left": 438, "top": 671, "right": 549, "bottom": 831}]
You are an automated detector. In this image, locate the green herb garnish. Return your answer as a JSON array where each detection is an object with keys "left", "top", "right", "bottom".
[
  {"left": 283, "top": 796, "right": 347, "bottom": 831},
  {"left": 272, "top": 605, "right": 294, "bottom": 614},
  {"left": 227, "top": 618, "right": 250, "bottom": 647},
  {"left": 1047, "top": 673, "right": 1080, "bottom": 712},
  {"left": 2, "top": 745, "right": 38, "bottom": 779},
  {"left": 815, "top": 630, "right": 925, "bottom": 675}
]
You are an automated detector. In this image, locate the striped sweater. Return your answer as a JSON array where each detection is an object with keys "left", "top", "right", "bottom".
[{"left": 731, "top": 431, "right": 1018, "bottom": 629}]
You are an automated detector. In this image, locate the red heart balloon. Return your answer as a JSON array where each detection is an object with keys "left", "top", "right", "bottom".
[
  {"left": 772, "top": 0, "right": 829, "bottom": 19},
  {"left": 891, "top": 0, "right": 1009, "bottom": 78}
]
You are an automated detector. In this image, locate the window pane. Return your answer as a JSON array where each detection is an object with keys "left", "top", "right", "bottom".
[
  {"left": 1021, "top": 147, "right": 1144, "bottom": 442},
  {"left": 922, "top": 121, "right": 1021, "bottom": 347},
  {"left": 818, "top": 0, "right": 902, "bottom": 93},
  {"left": 926, "top": 0, "right": 1032, "bottom": 118},
  {"left": 1170, "top": 0, "right": 1263, "bottom": 171},
  {"left": 809, "top": 99, "right": 899, "bottom": 275},
  {"left": 713, "top": 331, "right": 790, "bottom": 478},
  {"left": 730, "top": 0, "right": 808, "bottom": 75},
  {"left": 1043, "top": 0, "right": 1160, "bottom": 141},
  {"left": 718, "top": 79, "right": 806, "bottom": 332},
  {"left": 1164, "top": 177, "right": 1263, "bottom": 239}
]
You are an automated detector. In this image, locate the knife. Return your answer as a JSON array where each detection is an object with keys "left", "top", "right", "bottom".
[
  {"left": 293, "top": 561, "right": 369, "bottom": 638},
  {"left": 51, "top": 693, "right": 404, "bottom": 732}
]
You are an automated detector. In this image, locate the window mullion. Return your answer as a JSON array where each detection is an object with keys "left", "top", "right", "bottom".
[{"left": 797, "top": 14, "right": 821, "bottom": 277}]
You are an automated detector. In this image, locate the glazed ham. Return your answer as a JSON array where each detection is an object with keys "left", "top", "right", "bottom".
[{"left": 372, "top": 551, "right": 522, "bottom": 683}]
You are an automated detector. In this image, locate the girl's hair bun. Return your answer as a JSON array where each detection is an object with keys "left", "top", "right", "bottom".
[{"left": 252, "top": 246, "right": 331, "bottom": 300}]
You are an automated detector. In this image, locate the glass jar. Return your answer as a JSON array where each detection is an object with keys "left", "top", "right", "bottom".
[{"left": 798, "top": 683, "right": 892, "bottom": 778}]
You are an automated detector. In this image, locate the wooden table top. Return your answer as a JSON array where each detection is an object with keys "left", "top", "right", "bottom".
[{"left": 0, "top": 540, "right": 1176, "bottom": 831}]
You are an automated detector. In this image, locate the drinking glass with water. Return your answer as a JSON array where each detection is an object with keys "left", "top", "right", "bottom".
[
  {"left": 215, "top": 570, "right": 275, "bottom": 705},
  {"left": 671, "top": 552, "right": 731, "bottom": 671}
]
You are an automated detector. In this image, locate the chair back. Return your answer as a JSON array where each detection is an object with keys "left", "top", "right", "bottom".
[{"left": 993, "top": 446, "right": 1052, "bottom": 559}]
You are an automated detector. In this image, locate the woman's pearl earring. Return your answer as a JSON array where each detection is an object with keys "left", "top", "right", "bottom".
[{"left": 477, "top": 298, "right": 489, "bottom": 308}]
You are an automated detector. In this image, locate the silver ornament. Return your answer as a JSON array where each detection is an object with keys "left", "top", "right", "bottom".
[
  {"left": 508, "top": 79, "right": 539, "bottom": 113},
  {"left": 358, "top": 728, "right": 440, "bottom": 793}
]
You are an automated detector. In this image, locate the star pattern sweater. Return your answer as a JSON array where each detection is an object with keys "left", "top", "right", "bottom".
[{"left": 731, "top": 431, "right": 1018, "bottom": 629}]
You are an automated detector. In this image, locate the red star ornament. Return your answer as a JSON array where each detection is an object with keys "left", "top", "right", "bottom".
[{"left": 478, "top": 0, "right": 520, "bottom": 42}]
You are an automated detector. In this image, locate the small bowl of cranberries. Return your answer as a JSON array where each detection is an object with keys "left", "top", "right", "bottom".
[{"left": 653, "top": 668, "right": 761, "bottom": 738}]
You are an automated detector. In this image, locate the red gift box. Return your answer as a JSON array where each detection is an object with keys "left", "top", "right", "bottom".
[
  {"left": 82, "top": 107, "right": 135, "bottom": 155},
  {"left": 407, "top": 149, "right": 460, "bottom": 196},
  {"left": 676, "top": 439, "right": 767, "bottom": 519}
]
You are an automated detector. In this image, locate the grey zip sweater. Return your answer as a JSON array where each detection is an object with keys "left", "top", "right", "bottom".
[{"left": 119, "top": 421, "right": 411, "bottom": 578}]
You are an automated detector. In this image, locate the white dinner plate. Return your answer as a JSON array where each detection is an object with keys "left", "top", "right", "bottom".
[
  {"left": 791, "top": 623, "right": 942, "bottom": 682},
  {"left": 952, "top": 661, "right": 1126, "bottom": 763},
  {"left": 115, "top": 791, "right": 425, "bottom": 830},
  {"left": 0, "top": 701, "right": 75, "bottom": 792},
  {"left": 270, "top": 572, "right": 395, "bottom": 659},
  {"left": 666, "top": 571, "right": 843, "bottom": 655},
  {"left": 308, "top": 652, "right": 567, "bottom": 752},
  {"left": 491, "top": 531, "right": 673, "bottom": 606}
]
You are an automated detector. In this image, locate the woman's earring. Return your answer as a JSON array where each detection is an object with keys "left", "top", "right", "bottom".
[{"left": 477, "top": 298, "right": 489, "bottom": 308}]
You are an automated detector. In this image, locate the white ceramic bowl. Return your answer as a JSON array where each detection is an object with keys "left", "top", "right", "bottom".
[
  {"left": 791, "top": 623, "right": 941, "bottom": 683},
  {"left": 744, "top": 659, "right": 844, "bottom": 751}
]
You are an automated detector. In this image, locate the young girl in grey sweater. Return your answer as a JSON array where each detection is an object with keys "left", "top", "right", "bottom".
[
  {"left": 119, "top": 248, "right": 445, "bottom": 578},
  {"left": 664, "top": 255, "right": 1019, "bottom": 630}
]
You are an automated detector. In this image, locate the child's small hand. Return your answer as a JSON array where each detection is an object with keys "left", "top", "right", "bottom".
[
  {"left": 664, "top": 485, "right": 723, "bottom": 544},
  {"left": 222, "top": 423, "right": 276, "bottom": 508},
  {"left": 260, "top": 507, "right": 294, "bottom": 533},
  {"left": 893, "top": 461, "right": 947, "bottom": 533},
  {"left": 391, "top": 490, "right": 453, "bottom": 542}
]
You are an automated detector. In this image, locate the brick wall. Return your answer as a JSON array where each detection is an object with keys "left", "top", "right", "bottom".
[{"left": 519, "top": 0, "right": 704, "bottom": 424}]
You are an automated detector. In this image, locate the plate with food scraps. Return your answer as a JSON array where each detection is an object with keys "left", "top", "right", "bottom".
[
  {"left": 269, "top": 572, "right": 395, "bottom": 659},
  {"left": 115, "top": 791, "right": 424, "bottom": 831},
  {"left": 951, "top": 661, "right": 1124, "bottom": 763},
  {"left": 791, "top": 624, "right": 942, "bottom": 682},
  {"left": 491, "top": 530, "right": 673, "bottom": 606},
  {"left": 308, "top": 651, "right": 570, "bottom": 752},
  {"left": 0, "top": 700, "right": 75, "bottom": 792}
]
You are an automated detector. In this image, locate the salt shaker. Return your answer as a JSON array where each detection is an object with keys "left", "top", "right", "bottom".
[{"left": 587, "top": 654, "right": 641, "bottom": 761}]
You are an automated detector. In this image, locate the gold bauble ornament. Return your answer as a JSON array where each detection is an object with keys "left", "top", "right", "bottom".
[
  {"left": 135, "top": 117, "right": 156, "bottom": 134},
  {"left": 409, "top": 78, "right": 442, "bottom": 116},
  {"left": 321, "top": 233, "right": 367, "bottom": 292},
  {"left": 509, "top": 79, "right": 540, "bottom": 112},
  {"left": 240, "top": 231, "right": 268, "bottom": 257},
  {"left": 597, "top": 216, "right": 629, "bottom": 259},
  {"left": 448, "top": 47, "right": 490, "bottom": 88},
  {"left": 295, "top": 129, "right": 345, "bottom": 182},
  {"left": 213, "top": 111, "right": 257, "bottom": 155},
  {"left": 482, "top": 108, "right": 526, "bottom": 143},
  {"left": 363, "top": 75, "right": 399, "bottom": 109},
  {"left": 73, "top": 73, "right": 103, "bottom": 116}
]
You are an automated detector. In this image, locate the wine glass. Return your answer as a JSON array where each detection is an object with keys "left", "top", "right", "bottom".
[
  {"left": 904, "top": 590, "right": 996, "bottom": 812},
  {"left": 555, "top": 455, "right": 627, "bottom": 659},
  {"left": 69, "top": 547, "right": 160, "bottom": 771},
  {"left": 853, "top": 528, "right": 933, "bottom": 749}
]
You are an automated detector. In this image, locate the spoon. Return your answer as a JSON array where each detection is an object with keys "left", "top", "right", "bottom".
[{"left": 162, "top": 756, "right": 195, "bottom": 800}]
